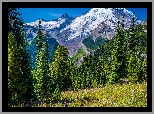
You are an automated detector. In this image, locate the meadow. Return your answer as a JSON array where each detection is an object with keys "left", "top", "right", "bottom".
[{"left": 15, "top": 82, "right": 147, "bottom": 107}]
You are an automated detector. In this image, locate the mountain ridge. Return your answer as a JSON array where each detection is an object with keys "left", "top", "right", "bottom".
[{"left": 24, "top": 8, "right": 144, "bottom": 64}]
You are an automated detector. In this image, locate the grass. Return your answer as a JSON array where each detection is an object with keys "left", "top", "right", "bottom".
[
  {"left": 26, "top": 82, "right": 147, "bottom": 107},
  {"left": 86, "top": 47, "right": 91, "bottom": 52},
  {"left": 71, "top": 48, "right": 85, "bottom": 63}
]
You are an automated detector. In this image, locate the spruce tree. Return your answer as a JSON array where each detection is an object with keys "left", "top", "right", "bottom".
[
  {"left": 83, "top": 53, "right": 93, "bottom": 88},
  {"left": 127, "top": 52, "right": 141, "bottom": 83},
  {"left": 108, "top": 14, "right": 126, "bottom": 84},
  {"left": 32, "top": 19, "right": 51, "bottom": 101},
  {"left": 8, "top": 32, "right": 21, "bottom": 106},
  {"left": 126, "top": 13, "right": 147, "bottom": 83},
  {"left": 97, "top": 46, "right": 107, "bottom": 86},
  {"left": 50, "top": 45, "right": 71, "bottom": 99},
  {"left": 127, "top": 13, "right": 136, "bottom": 53},
  {"left": 8, "top": 8, "right": 33, "bottom": 106},
  {"left": 41, "top": 39, "right": 52, "bottom": 100},
  {"left": 69, "top": 59, "right": 76, "bottom": 90}
]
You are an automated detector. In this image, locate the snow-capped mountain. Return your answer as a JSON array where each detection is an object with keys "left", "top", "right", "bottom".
[
  {"left": 60, "top": 8, "right": 141, "bottom": 40},
  {"left": 24, "top": 8, "right": 142, "bottom": 58},
  {"left": 24, "top": 13, "right": 75, "bottom": 41}
]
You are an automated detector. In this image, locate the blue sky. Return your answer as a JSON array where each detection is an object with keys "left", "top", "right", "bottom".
[{"left": 18, "top": 8, "right": 147, "bottom": 23}]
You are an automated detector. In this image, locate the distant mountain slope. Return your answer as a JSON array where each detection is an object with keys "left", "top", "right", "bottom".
[{"left": 24, "top": 8, "right": 143, "bottom": 64}]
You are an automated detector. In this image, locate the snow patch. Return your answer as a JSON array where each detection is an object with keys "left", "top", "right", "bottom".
[{"left": 25, "top": 18, "right": 66, "bottom": 30}]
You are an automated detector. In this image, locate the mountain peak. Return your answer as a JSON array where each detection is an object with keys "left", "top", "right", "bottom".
[{"left": 61, "top": 13, "right": 69, "bottom": 18}]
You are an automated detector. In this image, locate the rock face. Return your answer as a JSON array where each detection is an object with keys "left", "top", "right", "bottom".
[{"left": 24, "top": 8, "right": 142, "bottom": 58}]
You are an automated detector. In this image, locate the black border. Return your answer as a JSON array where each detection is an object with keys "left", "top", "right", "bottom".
[{"left": 2, "top": 2, "right": 152, "bottom": 112}]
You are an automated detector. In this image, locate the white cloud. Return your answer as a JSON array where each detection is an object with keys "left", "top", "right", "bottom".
[{"left": 49, "top": 13, "right": 62, "bottom": 18}]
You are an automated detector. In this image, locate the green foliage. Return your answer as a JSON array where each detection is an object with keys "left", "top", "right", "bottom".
[
  {"left": 8, "top": 8, "right": 33, "bottom": 107},
  {"left": 82, "top": 36, "right": 107, "bottom": 50},
  {"left": 86, "top": 48, "right": 91, "bottom": 52},
  {"left": 127, "top": 53, "right": 139, "bottom": 83},
  {"left": 36, "top": 20, "right": 43, "bottom": 49},
  {"left": 32, "top": 19, "right": 51, "bottom": 101},
  {"left": 50, "top": 45, "right": 71, "bottom": 99},
  {"left": 8, "top": 32, "right": 22, "bottom": 106},
  {"left": 126, "top": 15, "right": 147, "bottom": 84},
  {"left": 71, "top": 47, "right": 85, "bottom": 63},
  {"left": 107, "top": 18, "right": 127, "bottom": 84},
  {"left": 127, "top": 53, "right": 147, "bottom": 83}
]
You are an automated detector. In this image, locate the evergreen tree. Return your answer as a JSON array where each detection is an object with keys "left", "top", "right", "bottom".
[
  {"left": 97, "top": 46, "right": 107, "bottom": 86},
  {"left": 8, "top": 8, "right": 33, "bottom": 106},
  {"left": 8, "top": 32, "right": 21, "bottom": 106},
  {"left": 127, "top": 13, "right": 136, "bottom": 54},
  {"left": 41, "top": 39, "right": 52, "bottom": 100},
  {"left": 69, "top": 59, "right": 76, "bottom": 90},
  {"left": 82, "top": 54, "right": 89, "bottom": 88},
  {"left": 127, "top": 52, "right": 141, "bottom": 83},
  {"left": 108, "top": 14, "right": 127, "bottom": 84},
  {"left": 32, "top": 19, "right": 51, "bottom": 101},
  {"left": 50, "top": 45, "right": 71, "bottom": 99},
  {"left": 71, "top": 67, "right": 79, "bottom": 91},
  {"left": 126, "top": 13, "right": 147, "bottom": 83}
]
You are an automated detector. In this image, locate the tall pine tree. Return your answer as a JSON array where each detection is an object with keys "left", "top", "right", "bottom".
[
  {"left": 50, "top": 45, "right": 71, "bottom": 99},
  {"left": 8, "top": 32, "right": 21, "bottom": 106},
  {"left": 108, "top": 14, "right": 126, "bottom": 84},
  {"left": 126, "top": 13, "right": 147, "bottom": 83},
  {"left": 8, "top": 8, "right": 33, "bottom": 106},
  {"left": 32, "top": 19, "right": 51, "bottom": 101}
]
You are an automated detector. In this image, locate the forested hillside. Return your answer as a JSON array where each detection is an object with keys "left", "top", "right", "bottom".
[
  {"left": 82, "top": 36, "right": 108, "bottom": 51},
  {"left": 27, "top": 37, "right": 59, "bottom": 68},
  {"left": 8, "top": 8, "right": 147, "bottom": 107}
]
